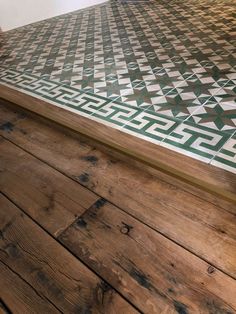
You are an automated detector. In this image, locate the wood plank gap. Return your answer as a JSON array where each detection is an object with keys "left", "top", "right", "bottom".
[
  {"left": 0, "top": 192, "right": 142, "bottom": 314},
  {"left": 63, "top": 196, "right": 236, "bottom": 282},
  {"left": 0, "top": 260, "right": 62, "bottom": 314},
  {"left": 0, "top": 298, "right": 12, "bottom": 314},
  {"left": 1, "top": 105, "right": 236, "bottom": 280},
  {"left": 1, "top": 131, "right": 234, "bottom": 218},
  {"left": 58, "top": 199, "right": 236, "bottom": 313},
  {"left": 0, "top": 133, "right": 104, "bottom": 207},
  {"left": 0, "top": 136, "right": 99, "bottom": 237},
  {"left": 0, "top": 90, "right": 235, "bottom": 203},
  {"left": 1, "top": 135, "right": 236, "bottom": 281},
  {"left": 0, "top": 101, "right": 234, "bottom": 215}
]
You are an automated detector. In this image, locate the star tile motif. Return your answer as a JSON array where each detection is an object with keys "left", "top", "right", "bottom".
[
  {"left": 189, "top": 100, "right": 236, "bottom": 133},
  {"left": 1, "top": 0, "right": 236, "bottom": 173}
]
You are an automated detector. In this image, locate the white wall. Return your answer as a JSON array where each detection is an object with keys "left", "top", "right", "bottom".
[{"left": 0, "top": 0, "right": 106, "bottom": 31}]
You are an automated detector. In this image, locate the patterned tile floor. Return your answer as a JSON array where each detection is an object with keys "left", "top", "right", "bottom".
[{"left": 0, "top": 0, "right": 236, "bottom": 173}]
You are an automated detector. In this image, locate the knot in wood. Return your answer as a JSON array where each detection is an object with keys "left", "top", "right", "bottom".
[
  {"left": 207, "top": 265, "right": 215, "bottom": 274},
  {"left": 120, "top": 222, "right": 133, "bottom": 235}
]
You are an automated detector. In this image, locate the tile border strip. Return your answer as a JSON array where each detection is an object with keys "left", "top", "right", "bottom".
[
  {"left": 1, "top": 83, "right": 236, "bottom": 203},
  {"left": 1, "top": 67, "right": 235, "bottom": 172}
]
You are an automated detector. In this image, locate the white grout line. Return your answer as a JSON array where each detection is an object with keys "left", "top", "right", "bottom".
[
  {"left": 159, "top": 77, "right": 233, "bottom": 145},
  {"left": 209, "top": 129, "right": 236, "bottom": 164},
  {"left": 119, "top": 72, "right": 197, "bottom": 131}
]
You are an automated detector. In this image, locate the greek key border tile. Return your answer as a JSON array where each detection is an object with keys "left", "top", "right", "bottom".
[
  {"left": 0, "top": 66, "right": 236, "bottom": 173},
  {"left": 161, "top": 121, "right": 231, "bottom": 162},
  {"left": 211, "top": 134, "right": 236, "bottom": 174},
  {"left": 1, "top": 0, "right": 236, "bottom": 175}
]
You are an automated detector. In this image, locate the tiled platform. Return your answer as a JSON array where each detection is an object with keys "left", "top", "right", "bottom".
[{"left": 0, "top": 0, "right": 236, "bottom": 173}]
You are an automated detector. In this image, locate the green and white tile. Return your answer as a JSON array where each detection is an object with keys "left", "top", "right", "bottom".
[
  {"left": 1, "top": 0, "right": 236, "bottom": 173},
  {"left": 122, "top": 110, "right": 181, "bottom": 144},
  {"left": 188, "top": 99, "right": 236, "bottom": 134},
  {"left": 0, "top": 68, "right": 83, "bottom": 105},
  {"left": 161, "top": 121, "right": 231, "bottom": 163},
  {"left": 211, "top": 134, "right": 236, "bottom": 174},
  {"left": 65, "top": 92, "right": 113, "bottom": 117},
  {"left": 91, "top": 99, "right": 143, "bottom": 128}
]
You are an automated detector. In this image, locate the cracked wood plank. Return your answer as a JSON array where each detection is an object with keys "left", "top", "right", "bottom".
[
  {"left": 59, "top": 200, "right": 236, "bottom": 314},
  {"left": 0, "top": 102, "right": 235, "bottom": 279},
  {"left": 0, "top": 137, "right": 99, "bottom": 236},
  {"left": 0, "top": 194, "right": 138, "bottom": 314}
]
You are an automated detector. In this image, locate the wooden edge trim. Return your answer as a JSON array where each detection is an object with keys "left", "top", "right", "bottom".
[{"left": 0, "top": 84, "right": 236, "bottom": 203}]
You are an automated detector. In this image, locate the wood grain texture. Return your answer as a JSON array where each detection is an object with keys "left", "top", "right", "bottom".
[
  {"left": 0, "top": 262, "right": 59, "bottom": 314},
  {"left": 0, "top": 194, "right": 138, "bottom": 314},
  {"left": 0, "top": 101, "right": 234, "bottom": 214},
  {"left": 0, "top": 88, "right": 236, "bottom": 202},
  {"left": 0, "top": 300, "right": 12, "bottom": 314},
  {"left": 0, "top": 102, "right": 235, "bottom": 279},
  {"left": 59, "top": 200, "right": 236, "bottom": 314},
  {"left": 0, "top": 137, "right": 98, "bottom": 236}
]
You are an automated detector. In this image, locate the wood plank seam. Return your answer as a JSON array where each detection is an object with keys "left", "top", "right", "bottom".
[
  {"left": 0, "top": 91, "right": 235, "bottom": 203},
  {"left": 1, "top": 110, "right": 236, "bottom": 312},
  {"left": 1, "top": 131, "right": 234, "bottom": 230},
  {"left": 1, "top": 135, "right": 236, "bottom": 281},
  {"left": 2, "top": 130, "right": 233, "bottom": 218},
  {"left": 0, "top": 108, "right": 234, "bottom": 280},
  {"left": 0, "top": 101, "right": 234, "bottom": 214},
  {"left": 0, "top": 133, "right": 104, "bottom": 211},
  {"left": 0, "top": 192, "right": 142, "bottom": 314},
  {"left": 0, "top": 134, "right": 100, "bottom": 236},
  {"left": 60, "top": 196, "right": 236, "bottom": 282},
  {"left": 0, "top": 193, "right": 139, "bottom": 313},
  {"left": 58, "top": 197, "right": 236, "bottom": 313},
  {"left": 0, "top": 260, "right": 62, "bottom": 314},
  {"left": 0, "top": 298, "right": 12, "bottom": 314}
]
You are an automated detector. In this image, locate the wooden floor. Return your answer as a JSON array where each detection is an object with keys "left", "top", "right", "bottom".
[
  {"left": 1, "top": 85, "right": 236, "bottom": 203},
  {"left": 0, "top": 100, "right": 236, "bottom": 314}
]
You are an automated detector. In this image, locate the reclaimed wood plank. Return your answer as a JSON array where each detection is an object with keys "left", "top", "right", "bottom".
[
  {"left": 0, "top": 300, "right": 12, "bottom": 314},
  {"left": 0, "top": 138, "right": 98, "bottom": 236},
  {"left": 0, "top": 194, "right": 138, "bottom": 314},
  {"left": 0, "top": 101, "right": 234, "bottom": 214},
  {"left": 0, "top": 102, "right": 236, "bottom": 279},
  {"left": 0, "top": 88, "right": 236, "bottom": 202},
  {"left": 0, "top": 262, "right": 59, "bottom": 314},
  {"left": 59, "top": 200, "right": 236, "bottom": 314}
]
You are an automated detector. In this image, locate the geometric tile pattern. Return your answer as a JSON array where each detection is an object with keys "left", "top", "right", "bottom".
[
  {"left": 161, "top": 121, "right": 231, "bottom": 162},
  {"left": 0, "top": 0, "right": 236, "bottom": 173},
  {"left": 188, "top": 99, "right": 236, "bottom": 134},
  {"left": 211, "top": 134, "right": 236, "bottom": 174}
]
